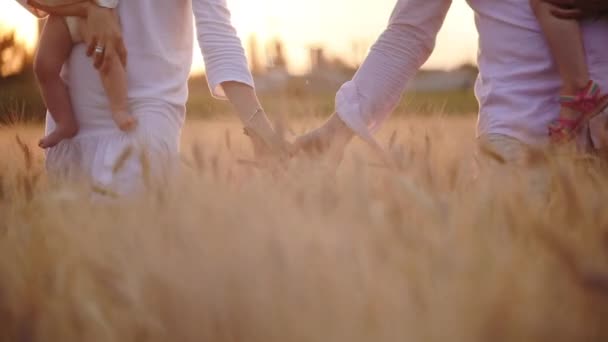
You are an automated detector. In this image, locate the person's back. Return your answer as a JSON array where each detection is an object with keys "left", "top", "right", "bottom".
[
  {"left": 48, "top": 0, "right": 260, "bottom": 193},
  {"left": 64, "top": 0, "right": 192, "bottom": 138},
  {"left": 63, "top": 0, "right": 252, "bottom": 135},
  {"left": 470, "top": 0, "right": 608, "bottom": 145},
  {"left": 294, "top": 0, "right": 608, "bottom": 168}
]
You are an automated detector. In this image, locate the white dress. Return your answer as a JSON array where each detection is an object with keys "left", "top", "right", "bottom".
[{"left": 45, "top": 0, "right": 255, "bottom": 195}]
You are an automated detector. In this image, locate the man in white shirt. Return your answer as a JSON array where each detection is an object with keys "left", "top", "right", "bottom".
[{"left": 295, "top": 0, "right": 608, "bottom": 167}]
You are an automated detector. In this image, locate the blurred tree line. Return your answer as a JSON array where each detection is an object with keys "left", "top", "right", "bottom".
[
  {"left": 0, "top": 29, "right": 478, "bottom": 126},
  {"left": 0, "top": 31, "right": 45, "bottom": 124}
]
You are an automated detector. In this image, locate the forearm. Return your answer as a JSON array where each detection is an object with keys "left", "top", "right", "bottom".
[
  {"left": 221, "top": 81, "right": 261, "bottom": 123},
  {"left": 28, "top": 0, "right": 92, "bottom": 17},
  {"left": 357, "top": 0, "right": 451, "bottom": 108},
  {"left": 336, "top": 0, "right": 452, "bottom": 136},
  {"left": 193, "top": 0, "right": 287, "bottom": 156},
  {"left": 193, "top": 0, "right": 254, "bottom": 98},
  {"left": 222, "top": 82, "right": 283, "bottom": 147}
]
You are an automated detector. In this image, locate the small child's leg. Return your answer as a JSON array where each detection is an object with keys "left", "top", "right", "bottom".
[
  {"left": 75, "top": 15, "right": 136, "bottom": 132},
  {"left": 35, "top": 16, "right": 78, "bottom": 149},
  {"left": 531, "top": 0, "right": 608, "bottom": 143}
]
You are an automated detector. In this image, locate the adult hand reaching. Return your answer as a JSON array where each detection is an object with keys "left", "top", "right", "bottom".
[
  {"left": 542, "top": 0, "right": 608, "bottom": 19},
  {"left": 85, "top": 6, "right": 127, "bottom": 73},
  {"left": 293, "top": 113, "right": 353, "bottom": 166},
  {"left": 221, "top": 82, "right": 293, "bottom": 165}
]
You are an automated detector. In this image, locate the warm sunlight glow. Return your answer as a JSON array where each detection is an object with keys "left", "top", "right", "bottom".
[
  {"left": 2, "top": 1, "right": 478, "bottom": 75},
  {"left": 0, "top": 2, "right": 39, "bottom": 50},
  {"left": 195, "top": 0, "right": 478, "bottom": 75}
]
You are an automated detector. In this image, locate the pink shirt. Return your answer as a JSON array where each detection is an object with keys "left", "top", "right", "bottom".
[{"left": 336, "top": 0, "right": 608, "bottom": 147}]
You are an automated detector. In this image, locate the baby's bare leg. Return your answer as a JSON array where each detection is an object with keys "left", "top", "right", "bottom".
[
  {"left": 78, "top": 14, "right": 136, "bottom": 131},
  {"left": 35, "top": 16, "right": 78, "bottom": 149}
]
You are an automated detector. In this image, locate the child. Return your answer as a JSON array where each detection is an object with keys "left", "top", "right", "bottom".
[
  {"left": 530, "top": 0, "right": 608, "bottom": 144},
  {"left": 17, "top": 0, "right": 136, "bottom": 149}
]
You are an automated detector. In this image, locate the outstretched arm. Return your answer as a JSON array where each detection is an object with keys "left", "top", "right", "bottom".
[
  {"left": 192, "top": 0, "right": 289, "bottom": 157},
  {"left": 335, "top": 0, "right": 452, "bottom": 142},
  {"left": 296, "top": 0, "right": 452, "bottom": 157}
]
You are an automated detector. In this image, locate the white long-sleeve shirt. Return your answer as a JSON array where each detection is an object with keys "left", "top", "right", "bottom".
[
  {"left": 53, "top": 0, "right": 254, "bottom": 137},
  {"left": 46, "top": 0, "right": 255, "bottom": 191},
  {"left": 121, "top": 0, "right": 253, "bottom": 104},
  {"left": 337, "top": 0, "right": 608, "bottom": 146}
]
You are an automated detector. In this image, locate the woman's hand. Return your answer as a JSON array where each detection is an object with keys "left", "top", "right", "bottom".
[
  {"left": 293, "top": 113, "right": 353, "bottom": 164},
  {"left": 542, "top": 0, "right": 608, "bottom": 18},
  {"left": 84, "top": 5, "right": 127, "bottom": 72},
  {"left": 221, "top": 81, "right": 293, "bottom": 162}
]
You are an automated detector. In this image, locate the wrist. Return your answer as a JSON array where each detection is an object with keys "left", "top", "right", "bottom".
[{"left": 330, "top": 113, "right": 354, "bottom": 142}]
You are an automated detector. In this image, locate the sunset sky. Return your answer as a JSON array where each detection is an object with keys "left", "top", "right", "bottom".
[{"left": 1, "top": 0, "right": 478, "bottom": 74}]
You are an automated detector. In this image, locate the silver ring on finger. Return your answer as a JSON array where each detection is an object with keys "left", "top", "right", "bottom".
[{"left": 94, "top": 45, "right": 105, "bottom": 55}]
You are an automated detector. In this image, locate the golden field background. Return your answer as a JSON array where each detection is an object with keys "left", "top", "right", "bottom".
[{"left": 1, "top": 114, "right": 608, "bottom": 341}]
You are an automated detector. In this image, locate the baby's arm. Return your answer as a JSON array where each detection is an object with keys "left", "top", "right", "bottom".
[{"left": 35, "top": 16, "right": 79, "bottom": 148}]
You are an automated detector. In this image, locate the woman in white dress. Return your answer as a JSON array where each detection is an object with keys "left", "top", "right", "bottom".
[{"left": 29, "top": 0, "right": 287, "bottom": 195}]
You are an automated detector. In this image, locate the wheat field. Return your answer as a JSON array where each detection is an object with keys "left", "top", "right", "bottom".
[{"left": 1, "top": 116, "right": 608, "bottom": 342}]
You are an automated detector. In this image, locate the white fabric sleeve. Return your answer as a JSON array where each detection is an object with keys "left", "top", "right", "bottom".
[
  {"left": 336, "top": 0, "right": 452, "bottom": 143},
  {"left": 192, "top": 0, "right": 255, "bottom": 99}
]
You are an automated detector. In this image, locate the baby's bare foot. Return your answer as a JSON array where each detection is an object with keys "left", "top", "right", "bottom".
[
  {"left": 112, "top": 112, "right": 138, "bottom": 132},
  {"left": 39, "top": 123, "right": 78, "bottom": 149}
]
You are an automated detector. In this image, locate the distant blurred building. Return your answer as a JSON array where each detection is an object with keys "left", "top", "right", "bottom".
[
  {"left": 268, "top": 40, "right": 287, "bottom": 70},
  {"left": 248, "top": 35, "right": 264, "bottom": 76},
  {"left": 254, "top": 40, "right": 289, "bottom": 92},
  {"left": 251, "top": 39, "right": 478, "bottom": 95},
  {"left": 407, "top": 64, "right": 478, "bottom": 92},
  {"left": 296, "top": 46, "right": 356, "bottom": 93},
  {"left": 309, "top": 47, "right": 327, "bottom": 72}
]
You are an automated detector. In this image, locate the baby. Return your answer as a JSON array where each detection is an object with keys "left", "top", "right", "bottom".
[
  {"left": 530, "top": 0, "right": 608, "bottom": 144},
  {"left": 17, "top": 0, "right": 136, "bottom": 149}
]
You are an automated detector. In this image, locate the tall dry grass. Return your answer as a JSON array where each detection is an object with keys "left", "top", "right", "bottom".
[{"left": 1, "top": 117, "right": 608, "bottom": 342}]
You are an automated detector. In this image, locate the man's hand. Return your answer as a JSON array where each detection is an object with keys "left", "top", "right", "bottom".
[
  {"left": 293, "top": 113, "right": 353, "bottom": 166},
  {"left": 84, "top": 5, "right": 127, "bottom": 72},
  {"left": 543, "top": 0, "right": 608, "bottom": 19}
]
